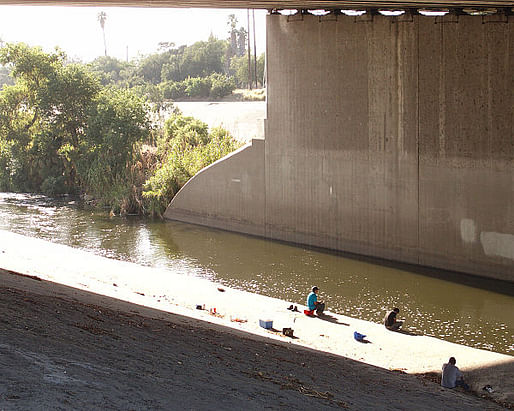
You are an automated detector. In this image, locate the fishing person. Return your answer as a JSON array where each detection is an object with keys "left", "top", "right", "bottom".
[
  {"left": 384, "top": 307, "right": 403, "bottom": 331},
  {"left": 306, "top": 286, "right": 325, "bottom": 315}
]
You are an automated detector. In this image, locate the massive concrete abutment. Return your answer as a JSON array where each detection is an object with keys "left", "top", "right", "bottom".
[{"left": 165, "top": 12, "right": 514, "bottom": 282}]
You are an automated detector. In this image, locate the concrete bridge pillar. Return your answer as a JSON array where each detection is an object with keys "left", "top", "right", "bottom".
[{"left": 165, "top": 12, "right": 514, "bottom": 281}]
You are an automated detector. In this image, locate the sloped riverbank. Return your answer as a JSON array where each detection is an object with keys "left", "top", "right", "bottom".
[{"left": 0, "top": 230, "right": 512, "bottom": 409}]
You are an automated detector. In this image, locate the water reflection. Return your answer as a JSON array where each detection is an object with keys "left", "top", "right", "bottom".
[{"left": 0, "top": 192, "right": 512, "bottom": 354}]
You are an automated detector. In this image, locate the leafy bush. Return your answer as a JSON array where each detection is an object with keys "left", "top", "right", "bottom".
[
  {"left": 160, "top": 80, "right": 186, "bottom": 100},
  {"left": 161, "top": 113, "right": 209, "bottom": 152},
  {"left": 229, "top": 53, "right": 265, "bottom": 88},
  {"left": 143, "top": 114, "right": 240, "bottom": 217},
  {"left": 159, "top": 75, "right": 234, "bottom": 101},
  {"left": 78, "top": 87, "right": 150, "bottom": 213},
  {"left": 41, "top": 175, "right": 66, "bottom": 196},
  {"left": 209, "top": 73, "right": 235, "bottom": 99},
  {"left": 183, "top": 76, "right": 211, "bottom": 98}
]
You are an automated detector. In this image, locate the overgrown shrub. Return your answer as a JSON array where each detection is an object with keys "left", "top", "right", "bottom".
[
  {"left": 142, "top": 114, "right": 240, "bottom": 217},
  {"left": 160, "top": 80, "right": 186, "bottom": 100},
  {"left": 159, "top": 75, "right": 234, "bottom": 101},
  {"left": 183, "top": 76, "right": 211, "bottom": 98},
  {"left": 78, "top": 87, "right": 150, "bottom": 213},
  {"left": 209, "top": 74, "right": 235, "bottom": 99},
  {"left": 41, "top": 175, "right": 66, "bottom": 196}
]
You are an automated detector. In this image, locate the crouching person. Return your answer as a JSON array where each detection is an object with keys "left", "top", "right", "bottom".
[
  {"left": 306, "top": 286, "right": 325, "bottom": 315},
  {"left": 384, "top": 307, "right": 403, "bottom": 331},
  {"left": 441, "top": 357, "right": 470, "bottom": 390}
]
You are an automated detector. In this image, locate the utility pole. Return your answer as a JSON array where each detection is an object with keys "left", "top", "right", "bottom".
[
  {"left": 252, "top": 10, "right": 258, "bottom": 88},
  {"left": 247, "top": 9, "right": 252, "bottom": 90}
]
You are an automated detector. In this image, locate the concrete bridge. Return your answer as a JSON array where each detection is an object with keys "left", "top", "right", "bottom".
[
  {"left": 165, "top": 9, "right": 513, "bottom": 283},
  {"left": 2, "top": 1, "right": 513, "bottom": 282}
]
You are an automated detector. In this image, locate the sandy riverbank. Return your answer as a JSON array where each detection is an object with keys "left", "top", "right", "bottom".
[{"left": 0, "top": 230, "right": 512, "bottom": 409}]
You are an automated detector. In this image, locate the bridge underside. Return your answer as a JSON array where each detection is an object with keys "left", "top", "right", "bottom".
[
  {"left": 0, "top": 0, "right": 512, "bottom": 8},
  {"left": 166, "top": 13, "right": 514, "bottom": 282}
]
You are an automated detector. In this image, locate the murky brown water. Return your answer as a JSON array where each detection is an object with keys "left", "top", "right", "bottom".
[{"left": 0, "top": 192, "right": 512, "bottom": 355}]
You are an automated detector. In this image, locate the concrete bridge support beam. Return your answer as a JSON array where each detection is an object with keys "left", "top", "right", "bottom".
[{"left": 166, "top": 13, "right": 514, "bottom": 281}]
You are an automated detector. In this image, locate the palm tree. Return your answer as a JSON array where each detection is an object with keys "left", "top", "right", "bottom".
[{"left": 97, "top": 11, "right": 107, "bottom": 56}]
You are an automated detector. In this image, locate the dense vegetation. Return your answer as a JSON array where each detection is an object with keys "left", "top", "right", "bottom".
[
  {"left": 0, "top": 16, "right": 261, "bottom": 215},
  {"left": 85, "top": 16, "right": 265, "bottom": 104},
  {"left": 143, "top": 115, "right": 240, "bottom": 216},
  {"left": 0, "top": 42, "right": 241, "bottom": 216}
]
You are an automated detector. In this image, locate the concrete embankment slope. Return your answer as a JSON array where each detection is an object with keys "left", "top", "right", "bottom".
[
  {"left": 165, "top": 139, "right": 266, "bottom": 237},
  {"left": 0, "top": 230, "right": 512, "bottom": 406}
]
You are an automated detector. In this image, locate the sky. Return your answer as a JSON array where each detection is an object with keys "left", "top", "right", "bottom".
[{"left": 0, "top": 6, "right": 267, "bottom": 63}]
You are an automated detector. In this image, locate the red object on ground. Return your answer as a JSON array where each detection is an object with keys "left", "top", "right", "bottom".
[{"left": 304, "top": 309, "right": 315, "bottom": 316}]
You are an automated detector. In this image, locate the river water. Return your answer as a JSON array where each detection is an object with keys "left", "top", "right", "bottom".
[{"left": 0, "top": 192, "right": 512, "bottom": 355}]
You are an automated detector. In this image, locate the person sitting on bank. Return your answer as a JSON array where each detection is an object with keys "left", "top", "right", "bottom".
[
  {"left": 441, "top": 357, "right": 470, "bottom": 390},
  {"left": 384, "top": 307, "right": 403, "bottom": 331},
  {"left": 307, "top": 286, "right": 325, "bottom": 315}
]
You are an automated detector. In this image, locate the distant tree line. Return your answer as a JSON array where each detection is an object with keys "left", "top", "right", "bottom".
[
  {"left": 0, "top": 15, "right": 265, "bottom": 101},
  {"left": 85, "top": 15, "right": 264, "bottom": 103}
]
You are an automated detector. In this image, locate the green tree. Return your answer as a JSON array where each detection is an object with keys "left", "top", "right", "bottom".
[
  {"left": 160, "top": 45, "right": 186, "bottom": 82},
  {"left": 168, "top": 37, "right": 227, "bottom": 82},
  {"left": 79, "top": 87, "right": 150, "bottom": 212},
  {"left": 0, "top": 43, "right": 150, "bottom": 206},
  {"left": 226, "top": 15, "right": 246, "bottom": 58},
  {"left": 143, "top": 113, "right": 240, "bottom": 216},
  {"left": 230, "top": 53, "right": 265, "bottom": 88},
  {"left": 0, "top": 82, "right": 34, "bottom": 190},
  {"left": 88, "top": 56, "right": 134, "bottom": 86},
  {"left": 237, "top": 27, "right": 248, "bottom": 57},
  {"left": 137, "top": 52, "right": 170, "bottom": 84},
  {"left": 158, "top": 41, "right": 175, "bottom": 52},
  {"left": 0, "top": 43, "right": 101, "bottom": 193}
]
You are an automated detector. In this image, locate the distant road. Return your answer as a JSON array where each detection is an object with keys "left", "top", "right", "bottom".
[{"left": 174, "top": 101, "right": 266, "bottom": 143}]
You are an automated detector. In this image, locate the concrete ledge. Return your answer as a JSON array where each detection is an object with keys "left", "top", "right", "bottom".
[{"left": 165, "top": 208, "right": 267, "bottom": 237}]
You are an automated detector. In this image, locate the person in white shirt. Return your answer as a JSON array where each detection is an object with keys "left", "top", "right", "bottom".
[{"left": 441, "top": 357, "right": 469, "bottom": 390}]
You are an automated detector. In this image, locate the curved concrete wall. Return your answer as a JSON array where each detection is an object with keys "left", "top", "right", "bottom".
[
  {"left": 166, "top": 13, "right": 514, "bottom": 282},
  {"left": 164, "top": 139, "right": 266, "bottom": 237}
]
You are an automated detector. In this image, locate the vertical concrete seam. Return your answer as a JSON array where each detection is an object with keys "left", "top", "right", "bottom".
[
  {"left": 416, "top": 16, "right": 420, "bottom": 262},
  {"left": 264, "top": 14, "right": 269, "bottom": 240},
  {"left": 438, "top": 21, "right": 446, "bottom": 158},
  {"left": 486, "top": 18, "right": 492, "bottom": 169}
]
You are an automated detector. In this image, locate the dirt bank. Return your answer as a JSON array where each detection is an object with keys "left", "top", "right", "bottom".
[{"left": 0, "top": 270, "right": 508, "bottom": 410}]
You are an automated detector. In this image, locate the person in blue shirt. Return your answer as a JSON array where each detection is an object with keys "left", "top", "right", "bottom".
[{"left": 306, "top": 286, "right": 325, "bottom": 315}]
